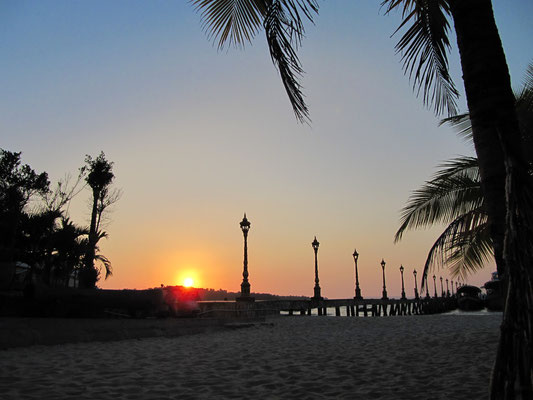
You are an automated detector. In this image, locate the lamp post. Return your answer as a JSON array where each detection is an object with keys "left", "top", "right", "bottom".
[
  {"left": 380, "top": 259, "right": 388, "bottom": 300},
  {"left": 440, "top": 276, "right": 444, "bottom": 297},
  {"left": 399, "top": 265, "right": 406, "bottom": 300},
  {"left": 446, "top": 278, "right": 450, "bottom": 297},
  {"left": 413, "top": 269, "right": 419, "bottom": 299},
  {"left": 433, "top": 275, "right": 438, "bottom": 298},
  {"left": 236, "top": 213, "right": 254, "bottom": 302},
  {"left": 455, "top": 281, "right": 459, "bottom": 293},
  {"left": 353, "top": 249, "right": 362, "bottom": 300},
  {"left": 312, "top": 237, "right": 322, "bottom": 300}
]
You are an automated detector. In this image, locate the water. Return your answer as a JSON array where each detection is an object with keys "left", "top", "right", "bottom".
[
  {"left": 280, "top": 307, "right": 357, "bottom": 317},
  {"left": 280, "top": 307, "right": 503, "bottom": 317},
  {"left": 443, "top": 308, "right": 503, "bottom": 316}
]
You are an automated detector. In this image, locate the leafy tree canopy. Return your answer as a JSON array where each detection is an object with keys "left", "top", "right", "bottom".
[{"left": 0, "top": 149, "right": 49, "bottom": 213}]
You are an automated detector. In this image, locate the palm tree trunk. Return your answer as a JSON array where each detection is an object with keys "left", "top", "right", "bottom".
[
  {"left": 81, "top": 188, "right": 99, "bottom": 288},
  {"left": 449, "top": 0, "right": 511, "bottom": 279},
  {"left": 449, "top": 0, "right": 533, "bottom": 398}
]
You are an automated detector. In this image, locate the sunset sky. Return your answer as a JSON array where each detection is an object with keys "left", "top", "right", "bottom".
[{"left": 2, "top": 1, "right": 532, "bottom": 298}]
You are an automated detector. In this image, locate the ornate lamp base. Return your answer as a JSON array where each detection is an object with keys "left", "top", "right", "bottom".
[
  {"left": 312, "top": 285, "right": 322, "bottom": 300},
  {"left": 237, "top": 280, "right": 254, "bottom": 301}
]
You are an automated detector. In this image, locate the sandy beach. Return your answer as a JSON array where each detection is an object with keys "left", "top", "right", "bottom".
[{"left": 0, "top": 313, "right": 501, "bottom": 399}]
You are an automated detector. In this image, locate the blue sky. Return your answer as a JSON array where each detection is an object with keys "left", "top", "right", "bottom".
[{"left": 2, "top": 1, "right": 532, "bottom": 296}]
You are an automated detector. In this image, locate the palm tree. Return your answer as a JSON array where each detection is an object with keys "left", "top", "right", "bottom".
[
  {"left": 50, "top": 217, "right": 88, "bottom": 287},
  {"left": 395, "top": 63, "right": 533, "bottom": 290},
  {"left": 192, "top": 1, "right": 532, "bottom": 397},
  {"left": 17, "top": 209, "right": 62, "bottom": 285},
  {"left": 80, "top": 152, "right": 115, "bottom": 289}
]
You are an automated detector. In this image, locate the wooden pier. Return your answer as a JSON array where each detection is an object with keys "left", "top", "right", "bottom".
[{"left": 197, "top": 297, "right": 457, "bottom": 318}]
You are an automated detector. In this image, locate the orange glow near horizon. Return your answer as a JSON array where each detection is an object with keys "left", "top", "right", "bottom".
[{"left": 174, "top": 264, "right": 202, "bottom": 289}]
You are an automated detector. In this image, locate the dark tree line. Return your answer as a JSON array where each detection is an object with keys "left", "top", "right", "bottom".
[{"left": 0, "top": 149, "right": 120, "bottom": 290}]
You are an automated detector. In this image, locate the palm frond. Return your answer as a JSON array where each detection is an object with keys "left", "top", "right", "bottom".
[
  {"left": 419, "top": 207, "right": 490, "bottom": 289},
  {"left": 524, "top": 61, "right": 533, "bottom": 93},
  {"left": 193, "top": 0, "right": 318, "bottom": 123},
  {"left": 95, "top": 253, "right": 112, "bottom": 279},
  {"left": 264, "top": 1, "right": 314, "bottom": 122},
  {"left": 513, "top": 60, "right": 533, "bottom": 117},
  {"left": 439, "top": 112, "right": 473, "bottom": 142},
  {"left": 441, "top": 61, "right": 533, "bottom": 144},
  {"left": 264, "top": 0, "right": 319, "bottom": 123},
  {"left": 395, "top": 156, "right": 481, "bottom": 242},
  {"left": 191, "top": 0, "right": 266, "bottom": 49},
  {"left": 447, "top": 222, "right": 493, "bottom": 279},
  {"left": 382, "top": 0, "right": 458, "bottom": 116},
  {"left": 515, "top": 62, "right": 533, "bottom": 166}
]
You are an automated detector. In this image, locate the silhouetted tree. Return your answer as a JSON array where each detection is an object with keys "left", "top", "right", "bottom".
[
  {"left": 0, "top": 150, "right": 118, "bottom": 290},
  {"left": 0, "top": 149, "right": 49, "bottom": 265},
  {"left": 41, "top": 173, "right": 88, "bottom": 287},
  {"left": 80, "top": 152, "right": 118, "bottom": 288},
  {"left": 17, "top": 209, "right": 61, "bottom": 285},
  {"left": 48, "top": 217, "right": 88, "bottom": 287},
  {"left": 43, "top": 171, "right": 86, "bottom": 215}
]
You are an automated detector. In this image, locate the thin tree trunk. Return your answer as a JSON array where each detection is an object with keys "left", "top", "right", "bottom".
[
  {"left": 449, "top": 0, "right": 533, "bottom": 398},
  {"left": 81, "top": 188, "right": 99, "bottom": 288}
]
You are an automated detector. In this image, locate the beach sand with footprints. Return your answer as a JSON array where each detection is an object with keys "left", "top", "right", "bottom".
[{"left": 0, "top": 313, "right": 501, "bottom": 399}]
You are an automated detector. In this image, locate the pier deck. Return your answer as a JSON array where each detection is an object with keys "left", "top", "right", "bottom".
[{"left": 198, "top": 297, "right": 457, "bottom": 318}]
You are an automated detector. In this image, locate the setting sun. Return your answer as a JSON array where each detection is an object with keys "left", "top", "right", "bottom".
[{"left": 183, "top": 277, "right": 194, "bottom": 288}]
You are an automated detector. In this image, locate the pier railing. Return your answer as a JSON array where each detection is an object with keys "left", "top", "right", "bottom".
[{"left": 197, "top": 297, "right": 457, "bottom": 318}]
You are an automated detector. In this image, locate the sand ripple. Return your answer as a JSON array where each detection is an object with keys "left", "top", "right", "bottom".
[{"left": 0, "top": 314, "right": 501, "bottom": 399}]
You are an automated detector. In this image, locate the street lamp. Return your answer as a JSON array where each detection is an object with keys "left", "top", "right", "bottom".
[
  {"left": 237, "top": 213, "right": 254, "bottom": 302},
  {"left": 380, "top": 259, "right": 388, "bottom": 300},
  {"left": 446, "top": 278, "right": 450, "bottom": 297},
  {"left": 433, "top": 275, "right": 438, "bottom": 298},
  {"left": 399, "top": 265, "right": 406, "bottom": 300},
  {"left": 440, "top": 276, "right": 444, "bottom": 297},
  {"left": 312, "top": 236, "right": 322, "bottom": 300},
  {"left": 413, "top": 269, "right": 419, "bottom": 299},
  {"left": 353, "top": 249, "right": 362, "bottom": 300}
]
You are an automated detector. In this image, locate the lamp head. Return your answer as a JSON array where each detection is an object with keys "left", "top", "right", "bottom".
[
  {"left": 312, "top": 236, "right": 320, "bottom": 250},
  {"left": 240, "top": 213, "right": 251, "bottom": 233}
]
